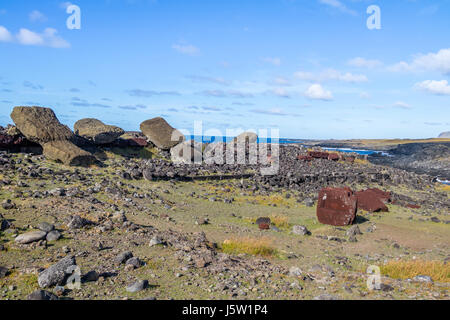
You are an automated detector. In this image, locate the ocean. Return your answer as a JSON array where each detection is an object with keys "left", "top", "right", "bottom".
[{"left": 187, "top": 136, "right": 383, "bottom": 156}]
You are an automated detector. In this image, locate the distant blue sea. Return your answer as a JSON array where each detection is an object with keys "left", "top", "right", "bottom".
[{"left": 186, "top": 136, "right": 383, "bottom": 156}]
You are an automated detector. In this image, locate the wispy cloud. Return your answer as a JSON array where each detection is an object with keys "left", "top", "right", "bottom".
[
  {"left": 23, "top": 81, "right": 44, "bottom": 90},
  {"left": 71, "top": 97, "right": 112, "bottom": 108},
  {"left": 118, "top": 104, "right": 147, "bottom": 110},
  {"left": 186, "top": 75, "right": 230, "bottom": 85},
  {"left": 29, "top": 10, "right": 47, "bottom": 22},
  {"left": 198, "top": 89, "right": 254, "bottom": 98},
  {"left": 318, "top": 0, "right": 357, "bottom": 16},
  {"left": 262, "top": 57, "right": 281, "bottom": 66},
  {"left": 295, "top": 68, "right": 368, "bottom": 83},
  {"left": 250, "top": 108, "right": 301, "bottom": 117},
  {"left": 393, "top": 101, "right": 412, "bottom": 109},
  {"left": 127, "top": 89, "right": 181, "bottom": 97},
  {"left": 172, "top": 43, "right": 200, "bottom": 56},
  {"left": 348, "top": 57, "right": 383, "bottom": 69},
  {"left": 268, "top": 88, "right": 291, "bottom": 98}
]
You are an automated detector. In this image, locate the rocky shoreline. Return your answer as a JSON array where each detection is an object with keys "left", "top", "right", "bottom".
[{"left": 314, "top": 141, "right": 450, "bottom": 181}]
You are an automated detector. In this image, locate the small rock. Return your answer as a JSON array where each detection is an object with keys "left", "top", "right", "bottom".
[
  {"left": 0, "top": 266, "right": 9, "bottom": 278},
  {"left": 82, "top": 270, "right": 99, "bottom": 283},
  {"left": 292, "top": 225, "right": 310, "bottom": 236},
  {"left": 304, "top": 198, "right": 315, "bottom": 207},
  {"left": 2, "top": 199, "right": 16, "bottom": 210},
  {"left": 313, "top": 294, "right": 340, "bottom": 300},
  {"left": 126, "top": 257, "right": 142, "bottom": 269},
  {"left": 46, "top": 230, "right": 62, "bottom": 242},
  {"left": 15, "top": 231, "right": 47, "bottom": 244},
  {"left": 289, "top": 267, "right": 303, "bottom": 277},
  {"left": 37, "top": 222, "right": 54, "bottom": 233},
  {"left": 126, "top": 280, "right": 149, "bottom": 293},
  {"left": 115, "top": 251, "right": 133, "bottom": 265},
  {"left": 413, "top": 275, "right": 433, "bottom": 283},
  {"left": 149, "top": 235, "right": 163, "bottom": 247},
  {"left": 346, "top": 225, "right": 362, "bottom": 237},
  {"left": 27, "top": 290, "right": 59, "bottom": 300}
]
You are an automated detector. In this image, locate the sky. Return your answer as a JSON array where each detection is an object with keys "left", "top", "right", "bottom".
[{"left": 0, "top": 0, "right": 449, "bottom": 139}]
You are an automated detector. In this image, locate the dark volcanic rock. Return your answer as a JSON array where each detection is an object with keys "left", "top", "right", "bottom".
[
  {"left": 74, "top": 118, "right": 124, "bottom": 144},
  {"left": 42, "top": 140, "right": 96, "bottom": 166},
  {"left": 317, "top": 187, "right": 357, "bottom": 226},
  {"left": 27, "top": 290, "right": 59, "bottom": 300},
  {"left": 10, "top": 106, "right": 96, "bottom": 166},
  {"left": 370, "top": 142, "right": 450, "bottom": 180},
  {"left": 10, "top": 106, "right": 73, "bottom": 143},
  {"left": 140, "top": 117, "right": 185, "bottom": 150}
]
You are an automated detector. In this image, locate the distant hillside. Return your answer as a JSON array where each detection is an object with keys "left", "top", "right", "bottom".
[{"left": 439, "top": 132, "right": 450, "bottom": 138}]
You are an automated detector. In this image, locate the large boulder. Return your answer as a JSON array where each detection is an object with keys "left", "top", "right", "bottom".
[
  {"left": 114, "top": 131, "right": 150, "bottom": 147},
  {"left": 10, "top": 107, "right": 96, "bottom": 166},
  {"left": 15, "top": 231, "right": 47, "bottom": 244},
  {"left": 42, "top": 140, "right": 96, "bottom": 166},
  {"left": 38, "top": 256, "right": 77, "bottom": 288},
  {"left": 356, "top": 188, "right": 390, "bottom": 213},
  {"left": 140, "top": 117, "right": 185, "bottom": 150},
  {"left": 317, "top": 187, "right": 357, "bottom": 226},
  {"left": 10, "top": 106, "right": 73, "bottom": 144},
  {"left": 170, "top": 140, "right": 203, "bottom": 164},
  {"left": 439, "top": 131, "right": 450, "bottom": 138},
  {"left": 74, "top": 118, "right": 124, "bottom": 144}
]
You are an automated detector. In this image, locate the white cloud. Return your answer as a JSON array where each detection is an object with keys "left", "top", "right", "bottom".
[
  {"left": 16, "top": 28, "right": 70, "bottom": 48},
  {"left": 262, "top": 57, "right": 281, "bottom": 66},
  {"left": 389, "top": 48, "right": 450, "bottom": 75},
  {"left": 304, "top": 84, "right": 333, "bottom": 101},
  {"left": 29, "top": 10, "right": 47, "bottom": 22},
  {"left": 393, "top": 101, "right": 412, "bottom": 109},
  {"left": 16, "top": 28, "right": 44, "bottom": 45},
  {"left": 172, "top": 43, "right": 199, "bottom": 56},
  {"left": 295, "top": 68, "right": 368, "bottom": 83},
  {"left": 0, "top": 25, "right": 12, "bottom": 42},
  {"left": 415, "top": 80, "right": 450, "bottom": 95},
  {"left": 318, "top": 0, "right": 357, "bottom": 15},
  {"left": 348, "top": 57, "right": 383, "bottom": 69}
]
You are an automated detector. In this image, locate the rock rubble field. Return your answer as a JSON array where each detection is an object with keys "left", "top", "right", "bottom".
[{"left": 0, "top": 106, "right": 449, "bottom": 300}]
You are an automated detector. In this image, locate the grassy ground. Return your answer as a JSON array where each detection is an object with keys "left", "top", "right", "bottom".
[{"left": 0, "top": 153, "right": 449, "bottom": 300}]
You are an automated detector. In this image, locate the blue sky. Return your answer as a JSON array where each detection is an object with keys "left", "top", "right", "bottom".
[{"left": 0, "top": 0, "right": 449, "bottom": 139}]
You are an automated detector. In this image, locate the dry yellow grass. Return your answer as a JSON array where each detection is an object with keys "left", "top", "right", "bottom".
[
  {"left": 354, "top": 158, "right": 370, "bottom": 165},
  {"left": 269, "top": 214, "right": 290, "bottom": 228},
  {"left": 380, "top": 260, "right": 450, "bottom": 283},
  {"left": 221, "top": 237, "right": 276, "bottom": 257},
  {"left": 436, "top": 184, "right": 450, "bottom": 192}
]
